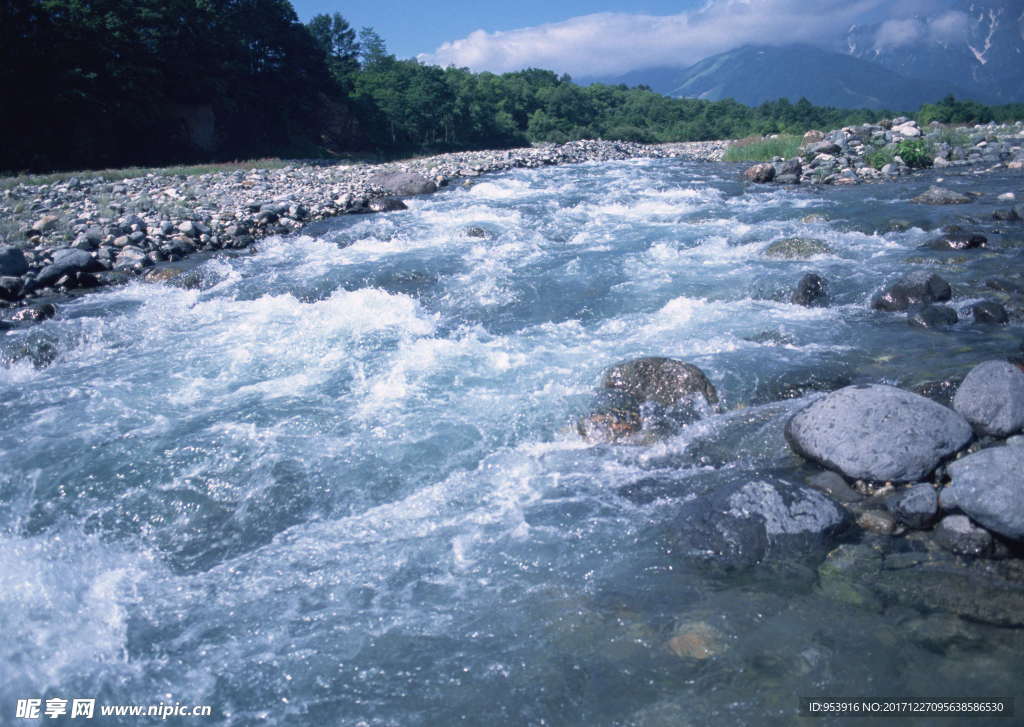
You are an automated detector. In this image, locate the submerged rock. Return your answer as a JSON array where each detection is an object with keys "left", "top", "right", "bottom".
[
  {"left": 886, "top": 483, "right": 938, "bottom": 529},
  {"left": 971, "top": 301, "right": 1009, "bottom": 325},
  {"left": 942, "top": 446, "right": 1024, "bottom": 541},
  {"left": 912, "top": 186, "right": 971, "bottom": 205},
  {"left": 933, "top": 514, "right": 994, "bottom": 556},
  {"left": 952, "top": 360, "right": 1024, "bottom": 436},
  {"left": 763, "top": 237, "right": 832, "bottom": 259},
  {"left": 907, "top": 304, "right": 958, "bottom": 329},
  {"left": 785, "top": 384, "right": 973, "bottom": 482},
  {"left": 791, "top": 272, "right": 828, "bottom": 307},
  {"left": 668, "top": 477, "right": 848, "bottom": 571},
  {"left": 923, "top": 231, "right": 987, "bottom": 250}
]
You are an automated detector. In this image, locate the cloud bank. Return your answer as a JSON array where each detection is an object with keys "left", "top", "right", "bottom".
[{"left": 418, "top": 0, "right": 958, "bottom": 77}]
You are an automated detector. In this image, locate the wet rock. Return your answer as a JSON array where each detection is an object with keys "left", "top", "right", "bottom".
[
  {"left": 669, "top": 477, "right": 848, "bottom": 571},
  {"left": 0, "top": 330, "right": 59, "bottom": 368},
  {"left": 985, "top": 277, "right": 1024, "bottom": 294},
  {"left": 923, "top": 231, "right": 987, "bottom": 250},
  {"left": 907, "top": 304, "right": 958, "bottom": 329},
  {"left": 463, "top": 226, "right": 491, "bottom": 238},
  {"left": 871, "top": 271, "right": 952, "bottom": 311},
  {"left": 791, "top": 272, "right": 828, "bottom": 307},
  {"left": 10, "top": 303, "right": 57, "bottom": 322},
  {"left": 972, "top": 301, "right": 1009, "bottom": 325},
  {"left": 785, "top": 384, "right": 973, "bottom": 482},
  {"left": 952, "top": 360, "right": 1024, "bottom": 436},
  {"left": 0, "top": 246, "right": 29, "bottom": 277},
  {"left": 912, "top": 378, "right": 961, "bottom": 408},
  {"left": 114, "top": 246, "right": 150, "bottom": 270},
  {"left": 992, "top": 208, "right": 1020, "bottom": 221},
  {"left": 857, "top": 510, "right": 897, "bottom": 535},
  {"left": 581, "top": 358, "right": 718, "bottom": 443},
  {"left": 368, "top": 171, "right": 438, "bottom": 196},
  {"left": 744, "top": 163, "right": 775, "bottom": 183},
  {"left": 817, "top": 543, "right": 883, "bottom": 610},
  {"left": 886, "top": 483, "right": 938, "bottom": 529},
  {"left": 576, "top": 389, "right": 642, "bottom": 444},
  {"left": 366, "top": 197, "right": 408, "bottom": 213},
  {"left": 806, "top": 470, "right": 863, "bottom": 503},
  {"left": 602, "top": 357, "right": 717, "bottom": 408},
  {"left": 933, "top": 514, "right": 994, "bottom": 556},
  {"left": 763, "top": 237, "right": 832, "bottom": 259},
  {"left": 942, "top": 447, "right": 1024, "bottom": 540},
  {"left": 806, "top": 141, "right": 840, "bottom": 155},
  {"left": 0, "top": 276, "right": 23, "bottom": 301},
  {"left": 912, "top": 186, "right": 971, "bottom": 205},
  {"left": 871, "top": 547, "right": 1024, "bottom": 625}
]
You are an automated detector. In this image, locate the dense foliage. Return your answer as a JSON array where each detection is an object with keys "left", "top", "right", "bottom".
[{"left": 3, "top": 2, "right": 1024, "bottom": 173}]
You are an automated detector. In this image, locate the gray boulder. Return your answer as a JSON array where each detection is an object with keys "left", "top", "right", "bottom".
[
  {"left": 942, "top": 446, "right": 1024, "bottom": 541},
  {"left": 368, "top": 172, "right": 438, "bottom": 196},
  {"left": 0, "top": 246, "right": 28, "bottom": 276},
  {"left": 912, "top": 186, "right": 970, "bottom": 205},
  {"left": 785, "top": 384, "right": 973, "bottom": 482},
  {"left": 34, "top": 248, "right": 101, "bottom": 287},
  {"left": 952, "top": 360, "right": 1024, "bottom": 436}
]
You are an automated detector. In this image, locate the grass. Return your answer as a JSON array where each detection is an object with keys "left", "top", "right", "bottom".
[
  {"left": 723, "top": 134, "right": 802, "bottom": 162},
  {"left": 0, "top": 158, "right": 297, "bottom": 190}
]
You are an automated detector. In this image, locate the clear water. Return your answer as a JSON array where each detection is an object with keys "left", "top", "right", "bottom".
[{"left": 2, "top": 159, "right": 1023, "bottom": 726}]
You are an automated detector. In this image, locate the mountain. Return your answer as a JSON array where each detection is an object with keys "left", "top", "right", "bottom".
[
  {"left": 579, "top": 67, "right": 689, "bottom": 96},
  {"left": 665, "top": 44, "right": 975, "bottom": 110},
  {"left": 845, "top": 0, "right": 1024, "bottom": 104}
]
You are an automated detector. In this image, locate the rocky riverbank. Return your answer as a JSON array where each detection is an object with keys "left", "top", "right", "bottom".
[
  {"left": 744, "top": 118, "right": 1024, "bottom": 186},
  {"left": 0, "top": 139, "right": 728, "bottom": 314}
]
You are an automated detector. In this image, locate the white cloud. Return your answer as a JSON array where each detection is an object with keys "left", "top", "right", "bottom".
[
  {"left": 418, "top": 0, "right": 954, "bottom": 78},
  {"left": 873, "top": 18, "right": 925, "bottom": 49},
  {"left": 927, "top": 10, "right": 969, "bottom": 43}
]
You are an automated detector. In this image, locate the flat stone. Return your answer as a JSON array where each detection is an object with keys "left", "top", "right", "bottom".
[
  {"left": 886, "top": 483, "right": 938, "bottom": 529},
  {"left": 912, "top": 186, "right": 971, "bottom": 205}
]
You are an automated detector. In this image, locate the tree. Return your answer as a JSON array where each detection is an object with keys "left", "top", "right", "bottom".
[
  {"left": 307, "top": 12, "right": 360, "bottom": 87},
  {"left": 358, "top": 26, "right": 389, "bottom": 68}
]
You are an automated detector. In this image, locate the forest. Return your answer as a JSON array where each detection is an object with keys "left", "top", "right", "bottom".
[{"left": 3, "top": 0, "right": 1023, "bottom": 173}]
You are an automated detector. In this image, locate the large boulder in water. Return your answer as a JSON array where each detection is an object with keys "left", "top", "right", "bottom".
[
  {"left": 785, "top": 384, "right": 973, "bottom": 482},
  {"left": 579, "top": 357, "right": 717, "bottom": 443},
  {"left": 952, "top": 360, "right": 1024, "bottom": 436},
  {"left": 871, "top": 270, "right": 952, "bottom": 311},
  {"left": 744, "top": 163, "right": 775, "bottom": 183},
  {"left": 941, "top": 447, "right": 1024, "bottom": 542},
  {"left": 602, "top": 356, "right": 717, "bottom": 407},
  {"left": 368, "top": 171, "right": 438, "bottom": 196}
]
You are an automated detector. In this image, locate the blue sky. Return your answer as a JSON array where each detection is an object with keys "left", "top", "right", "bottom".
[
  {"left": 290, "top": 0, "right": 963, "bottom": 77},
  {"left": 289, "top": 1, "right": 703, "bottom": 59}
]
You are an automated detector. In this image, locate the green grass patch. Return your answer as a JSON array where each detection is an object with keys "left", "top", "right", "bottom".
[
  {"left": 723, "top": 134, "right": 802, "bottom": 162},
  {"left": 865, "top": 145, "right": 896, "bottom": 170}
]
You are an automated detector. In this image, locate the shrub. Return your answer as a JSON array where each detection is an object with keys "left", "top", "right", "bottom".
[
  {"left": 864, "top": 145, "right": 896, "bottom": 170},
  {"left": 895, "top": 139, "right": 932, "bottom": 169},
  {"left": 723, "top": 134, "right": 802, "bottom": 162}
]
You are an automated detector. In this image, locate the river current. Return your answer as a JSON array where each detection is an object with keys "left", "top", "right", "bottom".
[{"left": 2, "top": 158, "right": 1022, "bottom": 725}]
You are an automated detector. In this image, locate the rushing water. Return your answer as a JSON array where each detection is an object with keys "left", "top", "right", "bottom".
[{"left": 2, "top": 158, "right": 1023, "bottom": 726}]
